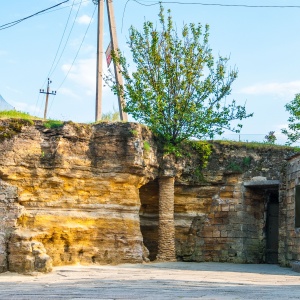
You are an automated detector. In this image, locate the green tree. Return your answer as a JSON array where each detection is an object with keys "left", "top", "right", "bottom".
[
  {"left": 282, "top": 93, "right": 300, "bottom": 145},
  {"left": 101, "top": 108, "right": 120, "bottom": 122},
  {"left": 107, "top": 5, "right": 252, "bottom": 261},
  {"left": 264, "top": 131, "right": 277, "bottom": 144}
]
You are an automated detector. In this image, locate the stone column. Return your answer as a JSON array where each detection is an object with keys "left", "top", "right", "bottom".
[{"left": 156, "top": 176, "right": 176, "bottom": 261}]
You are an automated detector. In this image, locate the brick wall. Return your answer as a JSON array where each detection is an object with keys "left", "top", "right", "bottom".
[
  {"left": 279, "top": 154, "right": 300, "bottom": 266},
  {"left": 0, "top": 180, "right": 22, "bottom": 272}
]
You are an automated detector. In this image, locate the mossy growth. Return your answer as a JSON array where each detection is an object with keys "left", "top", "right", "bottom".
[
  {"left": 182, "top": 140, "right": 212, "bottom": 184},
  {"left": 188, "top": 140, "right": 212, "bottom": 168},
  {"left": 43, "top": 119, "right": 64, "bottom": 129},
  {"left": 0, "top": 118, "right": 34, "bottom": 141},
  {"left": 143, "top": 141, "right": 151, "bottom": 152},
  {"left": 0, "top": 110, "right": 39, "bottom": 121},
  {"left": 214, "top": 139, "right": 300, "bottom": 152},
  {"left": 130, "top": 129, "right": 138, "bottom": 136},
  {"left": 193, "top": 166, "right": 206, "bottom": 183},
  {"left": 225, "top": 156, "right": 252, "bottom": 173}
]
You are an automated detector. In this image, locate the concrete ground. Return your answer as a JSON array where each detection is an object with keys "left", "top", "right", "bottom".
[{"left": 0, "top": 262, "right": 299, "bottom": 299}]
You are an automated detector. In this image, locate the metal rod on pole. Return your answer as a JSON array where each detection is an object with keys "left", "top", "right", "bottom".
[
  {"left": 40, "top": 78, "right": 56, "bottom": 120},
  {"left": 106, "top": 0, "right": 128, "bottom": 121},
  {"left": 95, "top": 0, "right": 104, "bottom": 122}
]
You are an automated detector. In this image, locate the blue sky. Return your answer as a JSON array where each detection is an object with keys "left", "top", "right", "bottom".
[{"left": 1, "top": 0, "right": 300, "bottom": 144}]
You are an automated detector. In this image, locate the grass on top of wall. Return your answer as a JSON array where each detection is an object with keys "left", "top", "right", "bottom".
[{"left": 0, "top": 110, "right": 39, "bottom": 121}]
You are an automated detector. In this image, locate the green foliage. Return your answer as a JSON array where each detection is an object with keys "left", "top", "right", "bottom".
[
  {"left": 226, "top": 162, "right": 243, "bottom": 173},
  {"left": 0, "top": 110, "right": 38, "bottom": 121},
  {"left": 264, "top": 131, "right": 277, "bottom": 144},
  {"left": 226, "top": 156, "right": 252, "bottom": 173},
  {"left": 106, "top": 4, "right": 252, "bottom": 152},
  {"left": 193, "top": 166, "right": 206, "bottom": 183},
  {"left": 43, "top": 120, "right": 64, "bottom": 129},
  {"left": 282, "top": 93, "right": 300, "bottom": 145},
  {"left": 163, "top": 142, "right": 183, "bottom": 157},
  {"left": 189, "top": 140, "right": 212, "bottom": 167},
  {"left": 143, "top": 140, "right": 151, "bottom": 152},
  {"left": 130, "top": 129, "right": 138, "bottom": 136},
  {"left": 213, "top": 139, "right": 298, "bottom": 151},
  {"left": 0, "top": 119, "right": 33, "bottom": 141},
  {"left": 242, "top": 156, "right": 252, "bottom": 167},
  {"left": 101, "top": 110, "right": 120, "bottom": 122}
]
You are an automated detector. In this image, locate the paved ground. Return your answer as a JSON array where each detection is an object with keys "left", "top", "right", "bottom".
[{"left": 0, "top": 262, "right": 299, "bottom": 299}]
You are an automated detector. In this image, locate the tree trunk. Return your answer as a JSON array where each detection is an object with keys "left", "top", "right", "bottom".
[{"left": 156, "top": 176, "right": 176, "bottom": 261}]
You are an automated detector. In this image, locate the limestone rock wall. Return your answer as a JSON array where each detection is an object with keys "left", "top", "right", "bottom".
[
  {"left": 140, "top": 142, "right": 295, "bottom": 264},
  {"left": 0, "top": 120, "right": 158, "bottom": 273},
  {"left": 0, "top": 180, "right": 23, "bottom": 272},
  {"left": 281, "top": 154, "right": 300, "bottom": 266},
  {"left": 0, "top": 119, "right": 297, "bottom": 272}
]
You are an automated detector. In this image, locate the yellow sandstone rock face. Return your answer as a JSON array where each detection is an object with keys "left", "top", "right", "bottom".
[
  {"left": 1, "top": 120, "right": 296, "bottom": 273},
  {"left": 0, "top": 121, "right": 158, "bottom": 273}
]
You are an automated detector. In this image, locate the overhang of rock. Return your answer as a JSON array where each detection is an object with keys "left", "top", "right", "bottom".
[
  {"left": 0, "top": 120, "right": 299, "bottom": 273},
  {"left": 0, "top": 121, "right": 158, "bottom": 273},
  {"left": 244, "top": 180, "right": 280, "bottom": 190}
]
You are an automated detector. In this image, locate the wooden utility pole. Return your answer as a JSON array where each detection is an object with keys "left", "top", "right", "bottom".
[
  {"left": 95, "top": 0, "right": 104, "bottom": 122},
  {"left": 106, "top": 0, "right": 128, "bottom": 121},
  {"left": 94, "top": 0, "right": 128, "bottom": 122},
  {"left": 40, "top": 78, "right": 56, "bottom": 120}
]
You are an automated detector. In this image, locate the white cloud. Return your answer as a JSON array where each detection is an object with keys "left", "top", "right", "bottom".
[
  {"left": 238, "top": 81, "right": 300, "bottom": 98},
  {"left": 81, "top": 0, "right": 90, "bottom": 7},
  {"left": 77, "top": 14, "right": 93, "bottom": 25},
  {"left": 61, "top": 56, "right": 112, "bottom": 95},
  {"left": 10, "top": 101, "right": 37, "bottom": 114},
  {"left": 59, "top": 87, "right": 80, "bottom": 99},
  {"left": 62, "top": 58, "right": 96, "bottom": 94}
]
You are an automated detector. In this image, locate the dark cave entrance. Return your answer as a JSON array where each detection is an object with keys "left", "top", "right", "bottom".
[
  {"left": 139, "top": 179, "right": 159, "bottom": 261},
  {"left": 244, "top": 180, "right": 279, "bottom": 264},
  {"left": 265, "top": 191, "right": 279, "bottom": 264}
]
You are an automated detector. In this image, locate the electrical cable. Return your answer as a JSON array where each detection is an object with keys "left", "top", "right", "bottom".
[
  {"left": 48, "top": 5, "right": 97, "bottom": 115},
  {"left": 39, "top": 0, "right": 90, "bottom": 15},
  {"left": 57, "top": 5, "right": 96, "bottom": 91},
  {"left": 34, "top": 92, "right": 41, "bottom": 117},
  {"left": 0, "top": 1, "right": 70, "bottom": 31},
  {"left": 48, "top": 0, "right": 83, "bottom": 79},
  {"left": 121, "top": 0, "right": 132, "bottom": 33},
  {"left": 47, "top": 0, "right": 76, "bottom": 79},
  {"left": 38, "top": 0, "right": 82, "bottom": 115},
  {"left": 121, "top": 0, "right": 300, "bottom": 31},
  {"left": 131, "top": 0, "right": 300, "bottom": 8}
]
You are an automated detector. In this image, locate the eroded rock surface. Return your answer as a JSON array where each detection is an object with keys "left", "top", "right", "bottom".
[
  {"left": 0, "top": 120, "right": 297, "bottom": 273},
  {"left": 0, "top": 121, "right": 158, "bottom": 273}
]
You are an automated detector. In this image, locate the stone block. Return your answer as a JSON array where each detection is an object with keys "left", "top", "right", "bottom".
[
  {"left": 291, "top": 261, "right": 300, "bottom": 273},
  {"left": 221, "top": 205, "right": 230, "bottom": 212},
  {"left": 220, "top": 230, "right": 228, "bottom": 238},
  {"left": 212, "top": 230, "right": 221, "bottom": 238},
  {"left": 202, "top": 229, "right": 213, "bottom": 238}
]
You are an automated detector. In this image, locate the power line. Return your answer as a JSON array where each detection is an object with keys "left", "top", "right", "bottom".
[
  {"left": 39, "top": 0, "right": 82, "bottom": 115},
  {"left": 39, "top": 0, "right": 90, "bottom": 15},
  {"left": 131, "top": 0, "right": 300, "bottom": 8},
  {"left": 46, "top": 0, "right": 76, "bottom": 79},
  {"left": 0, "top": 1, "right": 70, "bottom": 31},
  {"left": 56, "top": 1, "right": 91, "bottom": 91},
  {"left": 47, "top": 0, "right": 83, "bottom": 79},
  {"left": 121, "top": 0, "right": 300, "bottom": 30},
  {"left": 48, "top": 5, "right": 97, "bottom": 115}
]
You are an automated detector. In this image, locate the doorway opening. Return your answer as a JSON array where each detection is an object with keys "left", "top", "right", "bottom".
[
  {"left": 244, "top": 180, "right": 280, "bottom": 264},
  {"left": 139, "top": 179, "right": 159, "bottom": 261},
  {"left": 265, "top": 191, "right": 279, "bottom": 264}
]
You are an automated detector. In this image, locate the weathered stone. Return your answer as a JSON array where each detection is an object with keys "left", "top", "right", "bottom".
[
  {"left": 0, "top": 121, "right": 159, "bottom": 273},
  {"left": 0, "top": 120, "right": 299, "bottom": 273}
]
